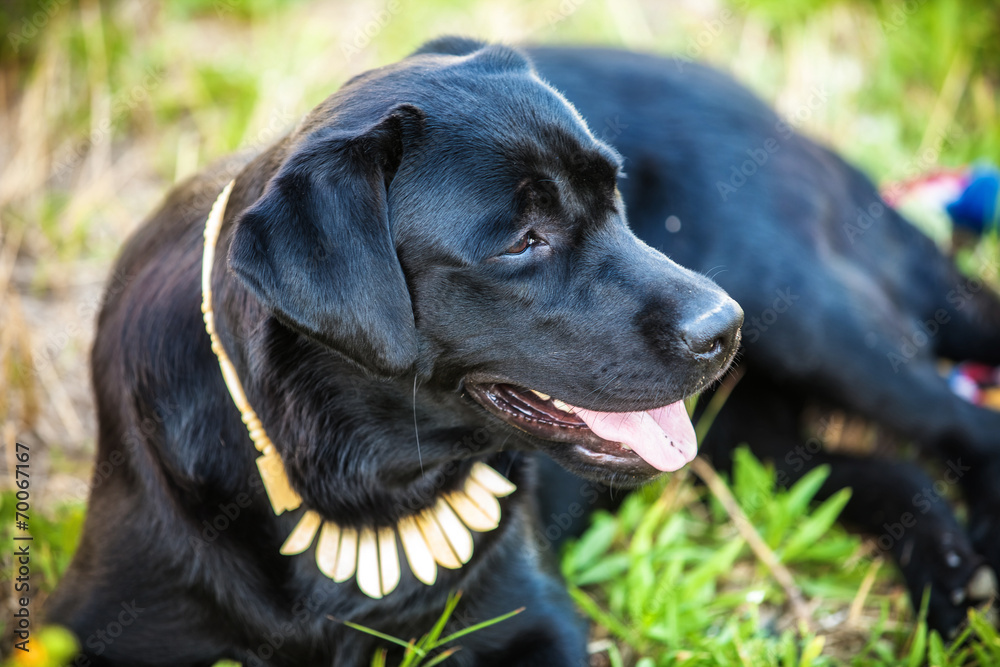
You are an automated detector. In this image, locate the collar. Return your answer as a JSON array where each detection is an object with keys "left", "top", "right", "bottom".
[{"left": 200, "top": 181, "right": 515, "bottom": 598}]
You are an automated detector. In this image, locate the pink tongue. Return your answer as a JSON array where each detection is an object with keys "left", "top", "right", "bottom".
[{"left": 569, "top": 401, "right": 697, "bottom": 472}]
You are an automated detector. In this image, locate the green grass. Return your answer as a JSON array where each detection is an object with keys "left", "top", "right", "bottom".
[
  {"left": 336, "top": 590, "right": 524, "bottom": 667},
  {"left": 562, "top": 449, "right": 1000, "bottom": 665},
  {"left": 3, "top": 0, "right": 1000, "bottom": 665}
]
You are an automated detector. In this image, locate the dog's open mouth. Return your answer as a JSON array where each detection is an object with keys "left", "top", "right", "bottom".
[{"left": 466, "top": 384, "right": 697, "bottom": 472}]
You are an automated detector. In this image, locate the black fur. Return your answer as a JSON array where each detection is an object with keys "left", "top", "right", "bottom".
[{"left": 46, "top": 39, "right": 742, "bottom": 665}]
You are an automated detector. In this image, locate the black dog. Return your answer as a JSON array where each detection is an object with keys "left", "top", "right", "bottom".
[
  {"left": 527, "top": 46, "right": 1000, "bottom": 634},
  {"left": 47, "top": 38, "right": 742, "bottom": 666},
  {"left": 50, "top": 35, "right": 1000, "bottom": 661}
]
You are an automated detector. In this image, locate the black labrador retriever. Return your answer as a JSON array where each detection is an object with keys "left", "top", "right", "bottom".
[
  {"left": 48, "top": 36, "right": 1000, "bottom": 663},
  {"left": 47, "top": 38, "right": 742, "bottom": 665}
]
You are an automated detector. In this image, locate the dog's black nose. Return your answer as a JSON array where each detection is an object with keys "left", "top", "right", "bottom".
[{"left": 680, "top": 297, "right": 743, "bottom": 360}]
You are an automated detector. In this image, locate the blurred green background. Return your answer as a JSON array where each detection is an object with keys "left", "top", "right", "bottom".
[{"left": 1, "top": 0, "right": 999, "bottom": 664}]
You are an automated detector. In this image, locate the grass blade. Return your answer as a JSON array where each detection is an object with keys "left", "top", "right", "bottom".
[
  {"left": 334, "top": 617, "right": 425, "bottom": 656},
  {"left": 423, "top": 590, "right": 463, "bottom": 647},
  {"left": 422, "top": 647, "right": 461, "bottom": 667},
  {"left": 435, "top": 606, "right": 524, "bottom": 646},
  {"left": 781, "top": 488, "right": 852, "bottom": 562}
]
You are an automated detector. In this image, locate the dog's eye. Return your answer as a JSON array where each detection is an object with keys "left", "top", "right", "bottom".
[{"left": 503, "top": 231, "right": 545, "bottom": 256}]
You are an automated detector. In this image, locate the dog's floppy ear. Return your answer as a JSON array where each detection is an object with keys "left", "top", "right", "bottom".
[{"left": 228, "top": 106, "right": 420, "bottom": 376}]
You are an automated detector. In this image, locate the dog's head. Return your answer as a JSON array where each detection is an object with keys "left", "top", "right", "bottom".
[{"left": 229, "top": 37, "right": 742, "bottom": 485}]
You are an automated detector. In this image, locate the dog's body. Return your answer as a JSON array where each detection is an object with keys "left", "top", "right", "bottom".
[
  {"left": 527, "top": 46, "right": 1000, "bottom": 633},
  {"left": 47, "top": 39, "right": 742, "bottom": 666},
  {"left": 48, "top": 39, "right": 1000, "bottom": 664}
]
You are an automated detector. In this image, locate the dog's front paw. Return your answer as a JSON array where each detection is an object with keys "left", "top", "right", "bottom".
[
  {"left": 895, "top": 525, "right": 996, "bottom": 635},
  {"left": 947, "top": 564, "right": 998, "bottom": 631},
  {"left": 966, "top": 461, "right": 1000, "bottom": 611},
  {"left": 967, "top": 515, "right": 1000, "bottom": 617}
]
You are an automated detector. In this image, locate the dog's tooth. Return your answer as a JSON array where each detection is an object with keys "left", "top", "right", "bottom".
[
  {"left": 333, "top": 527, "right": 358, "bottom": 582},
  {"left": 377, "top": 527, "right": 400, "bottom": 596},
  {"left": 415, "top": 509, "right": 462, "bottom": 569},
  {"left": 433, "top": 498, "right": 473, "bottom": 564},
  {"left": 967, "top": 565, "right": 999, "bottom": 601},
  {"left": 356, "top": 527, "right": 382, "bottom": 599},
  {"left": 551, "top": 398, "right": 573, "bottom": 413},
  {"left": 279, "top": 510, "right": 321, "bottom": 555},
  {"left": 464, "top": 478, "right": 502, "bottom": 526},
  {"left": 530, "top": 390, "right": 551, "bottom": 401},
  {"left": 315, "top": 521, "right": 341, "bottom": 578},
  {"left": 469, "top": 462, "right": 517, "bottom": 498},
  {"left": 445, "top": 490, "right": 498, "bottom": 532},
  {"left": 398, "top": 515, "right": 437, "bottom": 585}
]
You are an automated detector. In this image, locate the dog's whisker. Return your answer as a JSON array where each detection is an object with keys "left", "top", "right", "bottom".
[
  {"left": 705, "top": 265, "right": 728, "bottom": 281},
  {"left": 413, "top": 375, "right": 424, "bottom": 476}
]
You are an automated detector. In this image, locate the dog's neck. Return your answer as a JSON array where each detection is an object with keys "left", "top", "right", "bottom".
[{"left": 201, "top": 181, "right": 517, "bottom": 598}]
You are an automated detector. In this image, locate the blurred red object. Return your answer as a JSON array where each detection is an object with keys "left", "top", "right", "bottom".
[{"left": 949, "top": 361, "right": 1000, "bottom": 410}]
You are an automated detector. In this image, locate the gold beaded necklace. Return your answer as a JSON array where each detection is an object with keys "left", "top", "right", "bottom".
[{"left": 200, "top": 180, "right": 516, "bottom": 598}]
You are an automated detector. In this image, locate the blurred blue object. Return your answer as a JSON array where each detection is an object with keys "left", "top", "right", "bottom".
[{"left": 946, "top": 165, "right": 1000, "bottom": 235}]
